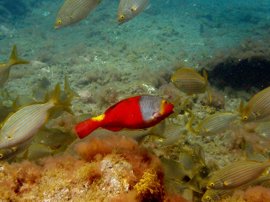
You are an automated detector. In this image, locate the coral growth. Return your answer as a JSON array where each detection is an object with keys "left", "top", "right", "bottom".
[
  {"left": 75, "top": 135, "right": 138, "bottom": 161},
  {"left": 134, "top": 168, "right": 164, "bottom": 201},
  {"left": 220, "top": 186, "right": 270, "bottom": 202},
  {"left": 243, "top": 186, "right": 270, "bottom": 202},
  {"left": 0, "top": 134, "right": 184, "bottom": 201}
]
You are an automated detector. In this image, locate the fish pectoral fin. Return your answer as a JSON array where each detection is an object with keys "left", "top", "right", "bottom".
[
  {"left": 223, "top": 180, "right": 231, "bottom": 187},
  {"left": 103, "top": 126, "right": 123, "bottom": 132}
]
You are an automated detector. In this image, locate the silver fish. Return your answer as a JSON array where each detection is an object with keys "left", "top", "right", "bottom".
[
  {"left": 0, "top": 85, "right": 70, "bottom": 150},
  {"left": 196, "top": 112, "right": 239, "bottom": 135},
  {"left": 118, "top": 0, "right": 149, "bottom": 24},
  {"left": 203, "top": 174, "right": 270, "bottom": 202},
  {"left": 202, "top": 189, "right": 231, "bottom": 202},
  {"left": 55, "top": 0, "right": 101, "bottom": 29},
  {"left": 241, "top": 86, "right": 270, "bottom": 122},
  {"left": 207, "top": 160, "right": 270, "bottom": 190}
]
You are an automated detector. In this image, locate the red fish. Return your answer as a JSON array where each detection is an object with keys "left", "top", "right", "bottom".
[{"left": 75, "top": 95, "right": 174, "bottom": 138}]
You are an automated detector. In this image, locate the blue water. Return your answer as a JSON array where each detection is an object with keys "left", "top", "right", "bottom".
[
  {"left": 0, "top": 0, "right": 269, "bottom": 128},
  {"left": 0, "top": 0, "right": 269, "bottom": 136}
]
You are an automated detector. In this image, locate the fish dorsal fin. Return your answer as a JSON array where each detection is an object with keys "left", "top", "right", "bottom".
[
  {"left": 202, "top": 69, "right": 208, "bottom": 85},
  {"left": 8, "top": 45, "right": 29, "bottom": 66},
  {"left": 185, "top": 110, "right": 198, "bottom": 134},
  {"left": 206, "top": 87, "right": 212, "bottom": 105}
]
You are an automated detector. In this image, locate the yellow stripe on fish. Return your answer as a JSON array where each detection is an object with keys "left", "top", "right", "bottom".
[
  {"left": 55, "top": 0, "right": 101, "bottom": 29},
  {"left": 207, "top": 160, "right": 270, "bottom": 190},
  {"left": 171, "top": 67, "right": 208, "bottom": 95},
  {"left": 0, "top": 83, "right": 73, "bottom": 151},
  {"left": 0, "top": 85, "right": 60, "bottom": 150},
  {"left": 203, "top": 173, "right": 270, "bottom": 201},
  {"left": 241, "top": 86, "right": 270, "bottom": 122},
  {"left": 186, "top": 112, "right": 239, "bottom": 136}
]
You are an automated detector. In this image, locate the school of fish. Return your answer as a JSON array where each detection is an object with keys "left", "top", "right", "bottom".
[
  {"left": 55, "top": 0, "right": 150, "bottom": 28},
  {"left": 1, "top": 1, "right": 270, "bottom": 201}
]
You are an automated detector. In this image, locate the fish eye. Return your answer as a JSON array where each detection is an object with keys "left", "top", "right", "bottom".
[
  {"left": 242, "top": 115, "right": 248, "bottom": 121},
  {"left": 119, "top": 15, "right": 125, "bottom": 21},
  {"left": 130, "top": 6, "right": 137, "bottom": 12},
  {"left": 207, "top": 182, "right": 215, "bottom": 188},
  {"left": 204, "top": 196, "right": 212, "bottom": 201},
  {"left": 56, "top": 19, "right": 62, "bottom": 25}
]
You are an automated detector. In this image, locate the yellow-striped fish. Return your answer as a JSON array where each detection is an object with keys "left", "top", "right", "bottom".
[
  {"left": 118, "top": 0, "right": 149, "bottom": 24},
  {"left": 207, "top": 160, "right": 270, "bottom": 190},
  {"left": 241, "top": 86, "right": 270, "bottom": 122},
  {"left": 202, "top": 189, "right": 231, "bottom": 202},
  {"left": 0, "top": 45, "right": 29, "bottom": 86},
  {"left": 187, "top": 112, "right": 239, "bottom": 136},
  {"left": 203, "top": 174, "right": 270, "bottom": 202},
  {"left": 55, "top": 0, "right": 101, "bottom": 29},
  {"left": 0, "top": 84, "right": 71, "bottom": 150},
  {"left": 171, "top": 67, "right": 208, "bottom": 95}
]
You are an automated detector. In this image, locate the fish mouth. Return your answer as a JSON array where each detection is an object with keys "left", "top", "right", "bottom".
[{"left": 117, "top": 19, "right": 125, "bottom": 25}]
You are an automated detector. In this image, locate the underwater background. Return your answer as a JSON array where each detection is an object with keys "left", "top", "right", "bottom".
[{"left": 1, "top": 0, "right": 270, "bottom": 201}]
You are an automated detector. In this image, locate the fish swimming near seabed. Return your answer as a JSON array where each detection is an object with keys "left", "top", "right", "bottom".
[
  {"left": 186, "top": 112, "right": 239, "bottom": 136},
  {"left": 75, "top": 95, "right": 174, "bottom": 138},
  {"left": 207, "top": 160, "right": 270, "bottom": 190},
  {"left": 0, "top": 45, "right": 29, "bottom": 86},
  {"left": 171, "top": 67, "right": 208, "bottom": 95},
  {"left": 203, "top": 174, "right": 270, "bottom": 202},
  {"left": 118, "top": 0, "right": 149, "bottom": 24},
  {"left": 0, "top": 84, "right": 72, "bottom": 151},
  {"left": 55, "top": 0, "right": 101, "bottom": 29},
  {"left": 240, "top": 86, "right": 270, "bottom": 122}
]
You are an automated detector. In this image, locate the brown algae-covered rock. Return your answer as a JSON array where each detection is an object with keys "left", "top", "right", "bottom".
[{"left": 0, "top": 135, "right": 179, "bottom": 201}]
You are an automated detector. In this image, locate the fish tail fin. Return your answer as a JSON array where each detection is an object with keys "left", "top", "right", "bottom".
[
  {"left": 185, "top": 110, "right": 197, "bottom": 134},
  {"left": 8, "top": 45, "right": 29, "bottom": 66},
  {"left": 75, "top": 115, "right": 105, "bottom": 138},
  {"left": 48, "top": 77, "right": 75, "bottom": 112},
  {"left": 202, "top": 69, "right": 212, "bottom": 104},
  {"left": 206, "top": 87, "right": 212, "bottom": 104},
  {"left": 202, "top": 69, "right": 208, "bottom": 86}
]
